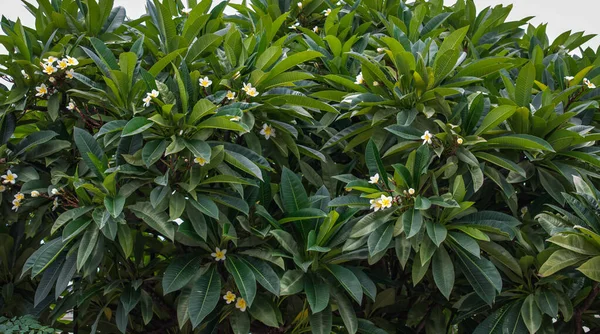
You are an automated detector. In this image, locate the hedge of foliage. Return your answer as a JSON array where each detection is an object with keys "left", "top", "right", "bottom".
[{"left": 2, "top": 0, "right": 600, "bottom": 333}]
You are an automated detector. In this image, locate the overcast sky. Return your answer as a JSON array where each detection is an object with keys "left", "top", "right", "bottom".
[{"left": 1, "top": 0, "right": 598, "bottom": 48}]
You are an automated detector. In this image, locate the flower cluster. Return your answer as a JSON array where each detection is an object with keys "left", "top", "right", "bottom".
[
  {"left": 222, "top": 291, "right": 247, "bottom": 312},
  {"left": 35, "top": 55, "right": 78, "bottom": 97},
  {"left": 242, "top": 82, "right": 259, "bottom": 97}
]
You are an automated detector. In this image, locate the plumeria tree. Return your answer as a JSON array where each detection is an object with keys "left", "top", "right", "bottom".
[{"left": 2, "top": 0, "right": 600, "bottom": 333}]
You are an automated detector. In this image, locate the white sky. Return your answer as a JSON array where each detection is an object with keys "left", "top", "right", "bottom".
[{"left": 0, "top": 0, "right": 598, "bottom": 48}]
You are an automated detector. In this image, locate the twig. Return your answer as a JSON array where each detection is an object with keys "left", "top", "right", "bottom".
[{"left": 575, "top": 282, "right": 600, "bottom": 334}]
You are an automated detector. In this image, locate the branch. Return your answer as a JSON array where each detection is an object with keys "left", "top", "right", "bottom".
[{"left": 575, "top": 282, "right": 600, "bottom": 334}]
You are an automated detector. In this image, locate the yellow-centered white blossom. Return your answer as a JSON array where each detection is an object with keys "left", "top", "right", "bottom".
[
  {"left": 14, "top": 193, "right": 25, "bottom": 201},
  {"left": 148, "top": 90, "right": 160, "bottom": 98},
  {"left": 355, "top": 72, "right": 364, "bottom": 85},
  {"left": 67, "top": 101, "right": 76, "bottom": 110},
  {"left": 43, "top": 56, "right": 57, "bottom": 64},
  {"left": 2, "top": 170, "right": 18, "bottom": 184},
  {"left": 247, "top": 87, "right": 259, "bottom": 97},
  {"left": 297, "top": 2, "right": 302, "bottom": 8},
  {"left": 323, "top": 8, "right": 332, "bottom": 16},
  {"left": 457, "top": 138, "right": 464, "bottom": 145},
  {"left": 181, "top": 7, "right": 192, "bottom": 14},
  {"left": 369, "top": 173, "right": 380, "bottom": 184},
  {"left": 379, "top": 195, "right": 393, "bottom": 209},
  {"left": 36, "top": 84, "right": 48, "bottom": 97},
  {"left": 223, "top": 291, "right": 236, "bottom": 304},
  {"left": 65, "top": 69, "right": 75, "bottom": 79},
  {"left": 584, "top": 78, "right": 596, "bottom": 89},
  {"left": 31, "top": 190, "right": 40, "bottom": 197},
  {"left": 370, "top": 199, "right": 383, "bottom": 211},
  {"left": 194, "top": 157, "right": 208, "bottom": 166},
  {"left": 313, "top": 26, "right": 319, "bottom": 33},
  {"left": 142, "top": 96, "right": 152, "bottom": 107},
  {"left": 242, "top": 82, "right": 253, "bottom": 93},
  {"left": 12, "top": 199, "right": 21, "bottom": 212},
  {"left": 372, "top": 81, "right": 379, "bottom": 86},
  {"left": 230, "top": 116, "right": 242, "bottom": 122},
  {"left": 21, "top": 70, "right": 29, "bottom": 79},
  {"left": 260, "top": 123, "right": 275, "bottom": 140},
  {"left": 42, "top": 63, "right": 57, "bottom": 75},
  {"left": 66, "top": 56, "right": 79, "bottom": 66},
  {"left": 408, "top": 188, "right": 415, "bottom": 195},
  {"left": 421, "top": 130, "right": 433, "bottom": 145},
  {"left": 211, "top": 247, "right": 227, "bottom": 261},
  {"left": 235, "top": 298, "right": 247, "bottom": 312},
  {"left": 289, "top": 22, "right": 300, "bottom": 30},
  {"left": 565, "top": 76, "right": 574, "bottom": 81},
  {"left": 199, "top": 76, "right": 212, "bottom": 88},
  {"left": 377, "top": 47, "right": 385, "bottom": 53},
  {"left": 226, "top": 91, "right": 236, "bottom": 100},
  {"left": 57, "top": 59, "right": 68, "bottom": 70}
]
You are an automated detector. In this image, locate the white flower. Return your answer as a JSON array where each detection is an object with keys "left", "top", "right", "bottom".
[
  {"left": 421, "top": 130, "right": 433, "bottom": 145},
  {"left": 377, "top": 47, "right": 385, "bottom": 53},
  {"left": 194, "top": 156, "right": 208, "bottom": 166},
  {"left": 226, "top": 91, "right": 236, "bottom": 100},
  {"left": 242, "top": 82, "right": 253, "bottom": 93},
  {"left": 297, "top": 2, "right": 302, "bottom": 8},
  {"left": 336, "top": 0, "right": 342, "bottom": 5},
  {"left": 260, "top": 123, "right": 275, "bottom": 140},
  {"left": 57, "top": 59, "right": 68, "bottom": 70},
  {"left": 408, "top": 188, "right": 415, "bottom": 195},
  {"left": 565, "top": 76, "right": 574, "bottom": 81},
  {"left": 247, "top": 87, "right": 259, "bottom": 97},
  {"left": 21, "top": 70, "right": 29, "bottom": 79},
  {"left": 67, "top": 101, "right": 76, "bottom": 110},
  {"left": 457, "top": 138, "right": 463, "bottom": 145},
  {"left": 148, "top": 90, "right": 160, "bottom": 98},
  {"left": 66, "top": 56, "right": 79, "bottom": 66},
  {"left": 372, "top": 81, "right": 379, "bottom": 86},
  {"left": 323, "top": 8, "right": 332, "bottom": 16},
  {"left": 199, "top": 76, "right": 212, "bottom": 88},
  {"left": 313, "top": 26, "right": 319, "bottom": 33},
  {"left": 65, "top": 69, "right": 75, "bottom": 79},
  {"left": 379, "top": 195, "right": 393, "bottom": 209},
  {"left": 369, "top": 173, "right": 380, "bottom": 184},
  {"left": 289, "top": 22, "right": 300, "bottom": 30},
  {"left": 143, "top": 96, "right": 152, "bottom": 107},
  {"left": 211, "top": 247, "right": 227, "bottom": 261},
  {"left": 35, "top": 84, "right": 48, "bottom": 97},
  {"left": 42, "top": 63, "right": 57, "bottom": 75},
  {"left": 230, "top": 116, "right": 241, "bottom": 122},
  {"left": 370, "top": 198, "right": 382, "bottom": 211},
  {"left": 52, "top": 197, "right": 59, "bottom": 211},
  {"left": 0, "top": 185, "right": 5, "bottom": 192},
  {"left": 355, "top": 72, "right": 364, "bottom": 85},
  {"left": 49, "top": 77, "right": 56, "bottom": 83},
  {"left": 235, "top": 297, "right": 247, "bottom": 312},
  {"left": 223, "top": 291, "right": 237, "bottom": 304},
  {"left": 181, "top": 7, "right": 192, "bottom": 14},
  {"left": 11, "top": 199, "right": 21, "bottom": 212},
  {"left": 51, "top": 188, "right": 59, "bottom": 195},
  {"left": 31, "top": 190, "right": 40, "bottom": 197},
  {"left": 14, "top": 192, "right": 25, "bottom": 201},
  {"left": 43, "top": 56, "right": 57, "bottom": 64},
  {"left": 172, "top": 218, "right": 184, "bottom": 226},
  {"left": 2, "top": 170, "right": 18, "bottom": 184},
  {"left": 584, "top": 78, "right": 596, "bottom": 89}
]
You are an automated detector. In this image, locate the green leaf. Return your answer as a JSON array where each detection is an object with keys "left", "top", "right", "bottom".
[
  {"left": 122, "top": 117, "right": 153, "bottom": 137},
  {"left": 474, "top": 105, "right": 518, "bottom": 135},
  {"left": 576, "top": 256, "right": 600, "bottom": 281},
  {"left": 142, "top": 139, "right": 167, "bottom": 167},
  {"left": 365, "top": 139, "right": 388, "bottom": 187},
  {"left": 163, "top": 255, "right": 202, "bottom": 294},
  {"left": 535, "top": 289, "right": 558, "bottom": 318},
  {"left": 225, "top": 257, "right": 257, "bottom": 306},
  {"left": 520, "top": 294, "right": 542, "bottom": 334},
  {"left": 403, "top": 208, "right": 423, "bottom": 239},
  {"left": 539, "top": 249, "right": 587, "bottom": 277},
  {"left": 304, "top": 274, "right": 329, "bottom": 313},
  {"left": 184, "top": 139, "right": 211, "bottom": 160},
  {"left": 14, "top": 130, "right": 58, "bottom": 156},
  {"left": 280, "top": 270, "right": 304, "bottom": 295},
  {"left": 74, "top": 127, "right": 104, "bottom": 175},
  {"left": 188, "top": 195, "right": 219, "bottom": 219},
  {"left": 515, "top": 62, "right": 536, "bottom": 107},
  {"left": 367, "top": 223, "right": 393, "bottom": 257},
  {"left": 23, "top": 238, "right": 68, "bottom": 278},
  {"left": 242, "top": 257, "right": 280, "bottom": 296},
  {"left": 77, "top": 226, "right": 99, "bottom": 271},
  {"left": 248, "top": 295, "right": 279, "bottom": 328},
  {"left": 325, "top": 264, "right": 363, "bottom": 305},
  {"left": 426, "top": 221, "right": 447, "bottom": 247},
  {"left": 189, "top": 266, "right": 221, "bottom": 329},
  {"left": 129, "top": 202, "right": 175, "bottom": 241},
  {"left": 454, "top": 247, "right": 502, "bottom": 305},
  {"left": 279, "top": 208, "right": 327, "bottom": 224},
  {"left": 547, "top": 233, "right": 600, "bottom": 256},
  {"left": 310, "top": 304, "right": 332, "bottom": 334},
  {"left": 280, "top": 167, "right": 309, "bottom": 213},
  {"left": 331, "top": 288, "right": 358, "bottom": 334},
  {"left": 432, "top": 246, "right": 454, "bottom": 300},
  {"left": 485, "top": 134, "right": 555, "bottom": 152}
]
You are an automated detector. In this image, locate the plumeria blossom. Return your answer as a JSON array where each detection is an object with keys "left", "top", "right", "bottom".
[
  {"left": 36, "top": 84, "right": 48, "bottom": 97},
  {"left": 457, "top": 138, "right": 464, "bottom": 145},
  {"left": 370, "top": 198, "right": 383, "bottom": 211},
  {"left": 297, "top": 2, "right": 303, "bottom": 8},
  {"left": 65, "top": 69, "right": 75, "bottom": 79},
  {"left": 14, "top": 193, "right": 25, "bottom": 201},
  {"left": 377, "top": 47, "right": 385, "bottom": 53},
  {"left": 211, "top": 247, "right": 227, "bottom": 261},
  {"left": 235, "top": 298, "right": 247, "bottom": 312},
  {"left": 172, "top": 218, "right": 184, "bottom": 226},
  {"left": 12, "top": 199, "right": 21, "bottom": 212},
  {"left": 323, "top": 8, "right": 332, "bottom": 16},
  {"left": 242, "top": 82, "right": 253, "bottom": 93},
  {"left": 43, "top": 56, "right": 57, "bottom": 64},
  {"left": 49, "top": 77, "right": 56, "bottom": 83},
  {"left": 369, "top": 173, "right": 380, "bottom": 184},
  {"left": 0, "top": 185, "right": 5, "bottom": 192},
  {"left": 31, "top": 190, "right": 40, "bottom": 197},
  {"left": 148, "top": 90, "right": 160, "bottom": 98},
  {"left": 372, "top": 81, "right": 380, "bottom": 86},
  {"left": 21, "top": 70, "right": 29, "bottom": 79},
  {"left": 67, "top": 101, "right": 76, "bottom": 110},
  {"left": 199, "top": 76, "right": 212, "bottom": 88},
  {"left": 66, "top": 56, "right": 79, "bottom": 66},
  {"left": 51, "top": 188, "right": 59, "bottom": 196},
  {"left": 2, "top": 170, "right": 18, "bottom": 184},
  {"left": 260, "top": 123, "right": 276, "bottom": 140},
  {"left": 57, "top": 59, "right": 68, "bottom": 70},
  {"left": 247, "top": 87, "right": 259, "bottom": 97},
  {"left": 42, "top": 63, "right": 57, "bottom": 75},
  {"left": 226, "top": 91, "right": 236, "bottom": 100},
  {"left": 223, "top": 291, "right": 236, "bottom": 304},
  {"left": 421, "top": 130, "right": 433, "bottom": 145},
  {"left": 230, "top": 116, "right": 242, "bottom": 122},
  {"left": 584, "top": 78, "right": 596, "bottom": 89},
  {"left": 142, "top": 96, "right": 152, "bottom": 107},
  {"left": 52, "top": 197, "right": 59, "bottom": 211},
  {"left": 194, "top": 156, "right": 208, "bottom": 166},
  {"left": 379, "top": 195, "right": 393, "bottom": 209},
  {"left": 289, "top": 21, "right": 301, "bottom": 30},
  {"left": 565, "top": 76, "right": 574, "bottom": 81},
  {"left": 313, "top": 26, "right": 319, "bottom": 33},
  {"left": 181, "top": 7, "right": 192, "bottom": 14},
  {"left": 408, "top": 188, "right": 415, "bottom": 195},
  {"left": 355, "top": 72, "right": 364, "bottom": 84}
]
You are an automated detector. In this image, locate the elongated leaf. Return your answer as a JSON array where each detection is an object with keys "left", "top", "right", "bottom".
[
  {"left": 163, "top": 255, "right": 202, "bottom": 294},
  {"left": 189, "top": 266, "right": 221, "bottom": 328},
  {"left": 225, "top": 257, "right": 257, "bottom": 306}
]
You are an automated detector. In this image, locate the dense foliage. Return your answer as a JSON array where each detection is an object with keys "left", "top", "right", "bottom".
[{"left": 2, "top": 0, "right": 600, "bottom": 333}]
